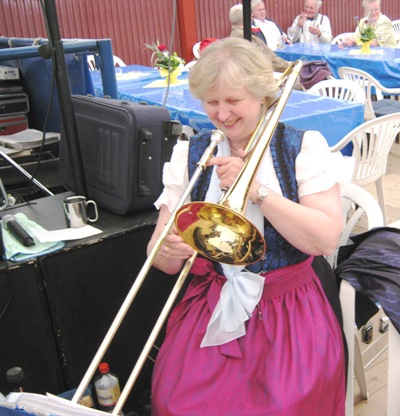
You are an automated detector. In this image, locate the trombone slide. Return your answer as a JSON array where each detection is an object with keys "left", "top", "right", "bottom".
[{"left": 71, "top": 130, "right": 225, "bottom": 409}]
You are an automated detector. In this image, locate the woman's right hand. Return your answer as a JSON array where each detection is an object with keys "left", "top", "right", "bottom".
[
  {"left": 147, "top": 205, "right": 195, "bottom": 275},
  {"left": 207, "top": 151, "right": 246, "bottom": 191}
]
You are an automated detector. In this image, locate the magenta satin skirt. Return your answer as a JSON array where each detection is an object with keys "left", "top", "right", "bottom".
[{"left": 151, "top": 256, "right": 346, "bottom": 416}]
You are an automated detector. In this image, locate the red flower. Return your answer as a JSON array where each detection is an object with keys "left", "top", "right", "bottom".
[
  {"left": 158, "top": 44, "right": 167, "bottom": 52},
  {"left": 252, "top": 27, "right": 261, "bottom": 33}
]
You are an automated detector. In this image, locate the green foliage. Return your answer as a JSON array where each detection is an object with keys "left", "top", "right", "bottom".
[
  {"left": 145, "top": 42, "right": 185, "bottom": 71},
  {"left": 355, "top": 16, "right": 378, "bottom": 43}
]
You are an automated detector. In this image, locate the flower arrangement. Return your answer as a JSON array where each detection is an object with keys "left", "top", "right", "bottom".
[
  {"left": 145, "top": 41, "right": 185, "bottom": 72},
  {"left": 354, "top": 16, "right": 377, "bottom": 43}
]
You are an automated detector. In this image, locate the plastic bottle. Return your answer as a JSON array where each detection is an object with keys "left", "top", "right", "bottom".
[
  {"left": 94, "top": 362, "right": 121, "bottom": 413},
  {"left": 6, "top": 367, "right": 25, "bottom": 393}
]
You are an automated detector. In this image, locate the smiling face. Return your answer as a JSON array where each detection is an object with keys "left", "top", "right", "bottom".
[
  {"left": 304, "top": 0, "right": 319, "bottom": 18},
  {"left": 203, "top": 85, "right": 264, "bottom": 149},
  {"left": 364, "top": 1, "right": 381, "bottom": 22},
  {"left": 252, "top": 2, "right": 266, "bottom": 20}
]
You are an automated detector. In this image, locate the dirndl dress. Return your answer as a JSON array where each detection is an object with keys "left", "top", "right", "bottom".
[{"left": 151, "top": 256, "right": 345, "bottom": 416}]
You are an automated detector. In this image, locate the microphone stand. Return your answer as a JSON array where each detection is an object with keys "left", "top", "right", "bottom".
[
  {"left": 41, "top": 0, "right": 87, "bottom": 197},
  {"left": 243, "top": 0, "right": 252, "bottom": 41}
]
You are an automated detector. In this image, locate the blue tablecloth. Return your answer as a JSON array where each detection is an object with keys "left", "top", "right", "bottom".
[
  {"left": 90, "top": 65, "right": 364, "bottom": 154},
  {"left": 276, "top": 44, "right": 400, "bottom": 88},
  {"left": 275, "top": 43, "right": 339, "bottom": 62}
]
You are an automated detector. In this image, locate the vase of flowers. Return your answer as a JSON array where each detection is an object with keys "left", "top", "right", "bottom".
[
  {"left": 145, "top": 42, "right": 185, "bottom": 83},
  {"left": 354, "top": 16, "right": 377, "bottom": 54},
  {"left": 360, "top": 40, "right": 371, "bottom": 54}
]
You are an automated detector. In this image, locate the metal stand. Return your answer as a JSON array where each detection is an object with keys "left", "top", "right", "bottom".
[{"left": 0, "top": 150, "right": 53, "bottom": 196}]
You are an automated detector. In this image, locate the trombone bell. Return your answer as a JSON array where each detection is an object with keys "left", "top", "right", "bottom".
[{"left": 175, "top": 201, "right": 265, "bottom": 265}]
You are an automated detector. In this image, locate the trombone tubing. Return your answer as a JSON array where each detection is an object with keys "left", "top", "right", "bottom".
[
  {"left": 112, "top": 252, "right": 197, "bottom": 415},
  {"left": 218, "top": 60, "right": 303, "bottom": 215},
  {"left": 71, "top": 130, "right": 225, "bottom": 405}
]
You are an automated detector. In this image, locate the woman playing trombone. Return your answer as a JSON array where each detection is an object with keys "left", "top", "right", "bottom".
[{"left": 147, "top": 37, "right": 346, "bottom": 415}]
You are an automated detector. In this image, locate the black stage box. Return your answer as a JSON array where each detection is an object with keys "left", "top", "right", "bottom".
[
  {"left": 0, "top": 193, "right": 178, "bottom": 413},
  {"left": 0, "top": 261, "right": 65, "bottom": 395},
  {"left": 0, "top": 114, "right": 29, "bottom": 135},
  {"left": 0, "top": 92, "right": 29, "bottom": 117}
]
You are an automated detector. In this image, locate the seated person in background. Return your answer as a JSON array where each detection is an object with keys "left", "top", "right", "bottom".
[
  {"left": 290, "top": 0, "right": 332, "bottom": 44},
  {"left": 251, "top": 0, "right": 287, "bottom": 50},
  {"left": 229, "top": 4, "right": 290, "bottom": 73},
  {"left": 342, "top": 0, "right": 397, "bottom": 48}
]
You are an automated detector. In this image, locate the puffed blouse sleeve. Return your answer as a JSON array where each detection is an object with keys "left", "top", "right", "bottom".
[
  {"left": 296, "top": 130, "right": 353, "bottom": 198},
  {"left": 154, "top": 139, "right": 190, "bottom": 212}
]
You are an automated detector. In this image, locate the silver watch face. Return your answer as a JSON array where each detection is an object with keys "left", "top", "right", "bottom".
[{"left": 258, "top": 184, "right": 269, "bottom": 198}]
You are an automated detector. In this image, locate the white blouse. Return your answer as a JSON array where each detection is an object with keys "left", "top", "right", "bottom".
[
  {"left": 155, "top": 130, "right": 352, "bottom": 213},
  {"left": 155, "top": 129, "right": 352, "bottom": 347}
]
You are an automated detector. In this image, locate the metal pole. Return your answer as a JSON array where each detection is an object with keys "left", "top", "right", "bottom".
[
  {"left": 243, "top": 0, "right": 252, "bottom": 41},
  {"left": 42, "top": 0, "right": 87, "bottom": 196},
  {"left": 0, "top": 150, "right": 53, "bottom": 196}
]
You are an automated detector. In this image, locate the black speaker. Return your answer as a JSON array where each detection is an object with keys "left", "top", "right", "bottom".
[
  {"left": 0, "top": 261, "right": 65, "bottom": 395},
  {"left": 39, "top": 223, "right": 178, "bottom": 413}
]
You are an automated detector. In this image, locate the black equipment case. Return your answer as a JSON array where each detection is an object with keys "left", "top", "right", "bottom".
[
  {"left": 0, "top": 92, "right": 29, "bottom": 116},
  {"left": 60, "top": 95, "right": 179, "bottom": 214},
  {"left": 0, "top": 114, "right": 29, "bottom": 135}
]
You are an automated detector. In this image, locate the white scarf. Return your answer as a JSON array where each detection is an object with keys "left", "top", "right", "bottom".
[{"left": 200, "top": 139, "right": 270, "bottom": 347}]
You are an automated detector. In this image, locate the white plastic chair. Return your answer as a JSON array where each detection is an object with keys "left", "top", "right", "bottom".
[
  {"left": 329, "top": 184, "right": 384, "bottom": 415},
  {"left": 192, "top": 42, "right": 201, "bottom": 59},
  {"left": 113, "top": 55, "right": 126, "bottom": 67},
  {"left": 329, "top": 113, "right": 400, "bottom": 225},
  {"left": 331, "top": 32, "right": 355, "bottom": 45},
  {"left": 338, "top": 67, "right": 400, "bottom": 121},
  {"left": 181, "top": 125, "right": 195, "bottom": 140},
  {"left": 86, "top": 54, "right": 96, "bottom": 71},
  {"left": 331, "top": 184, "right": 400, "bottom": 416},
  {"left": 392, "top": 19, "right": 400, "bottom": 43},
  {"left": 308, "top": 79, "right": 366, "bottom": 104},
  {"left": 387, "top": 318, "right": 400, "bottom": 416},
  {"left": 86, "top": 54, "right": 126, "bottom": 70}
]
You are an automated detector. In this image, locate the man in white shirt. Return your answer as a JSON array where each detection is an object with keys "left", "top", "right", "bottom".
[
  {"left": 251, "top": 0, "right": 286, "bottom": 50},
  {"left": 290, "top": 0, "right": 333, "bottom": 44}
]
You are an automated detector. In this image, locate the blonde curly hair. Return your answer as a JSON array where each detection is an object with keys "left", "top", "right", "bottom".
[{"left": 188, "top": 37, "right": 278, "bottom": 114}]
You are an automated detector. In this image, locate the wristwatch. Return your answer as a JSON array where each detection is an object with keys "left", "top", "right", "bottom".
[{"left": 255, "top": 184, "right": 269, "bottom": 206}]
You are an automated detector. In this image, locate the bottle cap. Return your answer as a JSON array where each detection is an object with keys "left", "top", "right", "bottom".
[
  {"left": 6, "top": 367, "right": 24, "bottom": 383},
  {"left": 99, "top": 362, "right": 110, "bottom": 374}
]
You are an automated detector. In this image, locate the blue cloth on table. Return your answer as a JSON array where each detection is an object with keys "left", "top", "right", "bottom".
[{"left": 1, "top": 213, "right": 65, "bottom": 262}]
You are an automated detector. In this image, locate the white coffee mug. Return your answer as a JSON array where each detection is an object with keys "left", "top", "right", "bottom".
[{"left": 63, "top": 196, "right": 98, "bottom": 228}]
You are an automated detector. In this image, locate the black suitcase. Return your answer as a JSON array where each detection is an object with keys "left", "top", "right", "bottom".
[
  {"left": 59, "top": 95, "right": 178, "bottom": 214},
  {"left": 0, "top": 92, "right": 29, "bottom": 116}
]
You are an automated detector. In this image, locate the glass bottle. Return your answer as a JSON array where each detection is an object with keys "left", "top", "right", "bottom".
[{"left": 6, "top": 367, "right": 25, "bottom": 393}]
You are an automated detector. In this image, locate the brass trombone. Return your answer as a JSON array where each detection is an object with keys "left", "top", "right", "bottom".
[
  {"left": 72, "top": 60, "right": 302, "bottom": 415},
  {"left": 176, "top": 60, "right": 303, "bottom": 265}
]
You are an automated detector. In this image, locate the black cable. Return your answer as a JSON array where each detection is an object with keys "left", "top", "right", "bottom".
[
  {"left": 0, "top": 271, "right": 12, "bottom": 321},
  {"left": 0, "top": 229, "right": 12, "bottom": 322}
]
